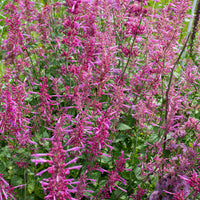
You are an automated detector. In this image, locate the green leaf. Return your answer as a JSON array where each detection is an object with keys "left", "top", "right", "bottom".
[
  {"left": 28, "top": 181, "right": 35, "bottom": 194},
  {"left": 117, "top": 123, "right": 131, "bottom": 131},
  {"left": 134, "top": 167, "right": 142, "bottom": 180},
  {"left": 167, "top": 132, "right": 172, "bottom": 140},
  {"left": 35, "top": 184, "right": 45, "bottom": 199},
  {"left": 0, "top": 0, "right": 9, "bottom": 10},
  {"left": 0, "top": 162, "right": 6, "bottom": 173},
  {"left": 11, "top": 175, "right": 23, "bottom": 187},
  {"left": 148, "top": 133, "right": 159, "bottom": 143},
  {"left": 0, "top": 14, "right": 5, "bottom": 19}
]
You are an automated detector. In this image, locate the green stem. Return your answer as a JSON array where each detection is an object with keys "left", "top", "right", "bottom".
[
  {"left": 25, "top": 49, "right": 37, "bottom": 79},
  {"left": 24, "top": 168, "right": 27, "bottom": 200}
]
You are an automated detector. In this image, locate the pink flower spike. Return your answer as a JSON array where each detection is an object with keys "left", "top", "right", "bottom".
[
  {"left": 70, "top": 197, "right": 77, "bottom": 200},
  {"left": 101, "top": 153, "right": 111, "bottom": 157},
  {"left": 85, "top": 190, "right": 94, "bottom": 193},
  {"left": 66, "top": 157, "right": 78, "bottom": 166},
  {"left": 31, "top": 153, "right": 52, "bottom": 158},
  {"left": 68, "top": 189, "right": 78, "bottom": 193},
  {"left": 0, "top": 176, "right": 9, "bottom": 186},
  {"left": 179, "top": 175, "right": 189, "bottom": 182},
  {"left": 13, "top": 184, "right": 25, "bottom": 189},
  {"left": 40, "top": 181, "right": 49, "bottom": 187},
  {"left": 163, "top": 190, "right": 175, "bottom": 195},
  {"left": 2, "top": 190, "right": 8, "bottom": 199},
  {"left": 115, "top": 185, "right": 127, "bottom": 193},
  {"left": 29, "top": 140, "right": 38, "bottom": 145},
  {"left": 31, "top": 158, "right": 49, "bottom": 165},
  {"left": 105, "top": 144, "right": 114, "bottom": 151},
  {"left": 82, "top": 0, "right": 94, "bottom": 4},
  {"left": 36, "top": 169, "right": 49, "bottom": 176},
  {"left": 97, "top": 168, "right": 108, "bottom": 174},
  {"left": 66, "top": 147, "right": 82, "bottom": 152},
  {"left": 68, "top": 165, "right": 82, "bottom": 171}
]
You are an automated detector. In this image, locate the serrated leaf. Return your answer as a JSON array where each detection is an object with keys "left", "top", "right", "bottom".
[{"left": 117, "top": 123, "right": 131, "bottom": 131}]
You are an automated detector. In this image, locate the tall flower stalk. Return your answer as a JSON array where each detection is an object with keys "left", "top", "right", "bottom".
[{"left": 0, "top": 0, "right": 200, "bottom": 199}]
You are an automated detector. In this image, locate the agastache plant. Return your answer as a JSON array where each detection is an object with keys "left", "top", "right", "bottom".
[
  {"left": 31, "top": 116, "right": 82, "bottom": 200},
  {"left": 0, "top": 0, "right": 200, "bottom": 199}
]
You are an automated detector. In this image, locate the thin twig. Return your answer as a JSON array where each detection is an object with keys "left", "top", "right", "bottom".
[{"left": 162, "top": 32, "right": 191, "bottom": 155}]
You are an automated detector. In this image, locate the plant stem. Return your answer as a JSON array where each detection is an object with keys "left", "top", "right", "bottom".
[{"left": 162, "top": 32, "right": 191, "bottom": 160}]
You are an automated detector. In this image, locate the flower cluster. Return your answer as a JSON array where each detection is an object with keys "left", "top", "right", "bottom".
[
  {"left": 0, "top": 174, "right": 15, "bottom": 200},
  {"left": 0, "top": 0, "right": 199, "bottom": 199}
]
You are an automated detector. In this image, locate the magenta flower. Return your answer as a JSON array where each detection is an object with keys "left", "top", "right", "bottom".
[
  {"left": 164, "top": 190, "right": 188, "bottom": 200},
  {"left": 179, "top": 171, "right": 200, "bottom": 197},
  {"left": 96, "top": 152, "right": 129, "bottom": 199},
  {"left": 0, "top": 75, "right": 32, "bottom": 148},
  {"left": 31, "top": 117, "right": 82, "bottom": 199},
  {"left": 129, "top": 185, "right": 147, "bottom": 200},
  {"left": 0, "top": 174, "right": 16, "bottom": 200}
]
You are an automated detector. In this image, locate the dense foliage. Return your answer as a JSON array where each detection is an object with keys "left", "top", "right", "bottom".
[{"left": 0, "top": 0, "right": 200, "bottom": 199}]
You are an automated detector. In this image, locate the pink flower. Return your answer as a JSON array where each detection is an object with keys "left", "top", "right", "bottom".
[
  {"left": 0, "top": 174, "right": 16, "bottom": 200},
  {"left": 31, "top": 117, "right": 83, "bottom": 199}
]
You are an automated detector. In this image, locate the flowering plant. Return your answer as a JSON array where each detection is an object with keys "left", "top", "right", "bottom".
[{"left": 0, "top": 0, "right": 199, "bottom": 199}]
